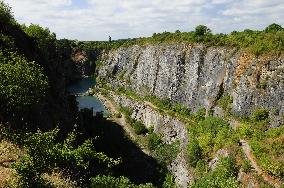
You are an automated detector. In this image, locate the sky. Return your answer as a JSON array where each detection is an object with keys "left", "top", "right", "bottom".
[{"left": 4, "top": 0, "right": 284, "bottom": 41}]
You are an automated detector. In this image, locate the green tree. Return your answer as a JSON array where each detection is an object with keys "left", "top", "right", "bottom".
[
  {"left": 0, "top": 1, "right": 14, "bottom": 24},
  {"left": 265, "top": 23, "right": 284, "bottom": 33},
  {"left": 195, "top": 25, "right": 212, "bottom": 36},
  {"left": 23, "top": 24, "right": 57, "bottom": 60},
  {"left": 0, "top": 51, "right": 48, "bottom": 122}
]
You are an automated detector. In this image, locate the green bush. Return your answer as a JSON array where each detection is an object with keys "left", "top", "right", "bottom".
[
  {"left": 0, "top": 51, "right": 48, "bottom": 121},
  {"left": 12, "top": 128, "right": 119, "bottom": 187},
  {"left": 242, "top": 159, "right": 252, "bottom": 173},
  {"left": 153, "top": 141, "right": 180, "bottom": 165},
  {"left": 147, "top": 133, "right": 163, "bottom": 151},
  {"left": 191, "top": 108, "right": 206, "bottom": 122},
  {"left": 194, "top": 160, "right": 208, "bottom": 178},
  {"left": 78, "top": 23, "right": 284, "bottom": 56},
  {"left": 133, "top": 121, "right": 148, "bottom": 135},
  {"left": 191, "top": 156, "right": 239, "bottom": 188},
  {"left": 265, "top": 23, "right": 284, "bottom": 33},
  {"left": 187, "top": 138, "right": 203, "bottom": 167},
  {"left": 162, "top": 174, "right": 177, "bottom": 188},
  {"left": 251, "top": 108, "right": 269, "bottom": 122},
  {"left": 172, "top": 103, "right": 191, "bottom": 117},
  {"left": 188, "top": 116, "right": 236, "bottom": 157},
  {"left": 217, "top": 95, "right": 233, "bottom": 115},
  {"left": 23, "top": 24, "right": 57, "bottom": 61},
  {"left": 119, "top": 106, "right": 147, "bottom": 135},
  {"left": 237, "top": 123, "right": 253, "bottom": 138},
  {"left": 249, "top": 125, "right": 284, "bottom": 180},
  {"left": 0, "top": 1, "right": 14, "bottom": 24}
]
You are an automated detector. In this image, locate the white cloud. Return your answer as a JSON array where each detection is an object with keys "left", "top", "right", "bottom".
[{"left": 3, "top": 0, "right": 284, "bottom": 40}]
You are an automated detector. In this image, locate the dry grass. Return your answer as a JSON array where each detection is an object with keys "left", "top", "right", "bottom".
[
  {"left": 0, "top": 140, "right": 23, "bottom": 188},
  {"left": 42, "top": 171, "right": 78, "bottom": 188},
  {"left": 0, "top": 140, "right": 24, "bottom": 164}
]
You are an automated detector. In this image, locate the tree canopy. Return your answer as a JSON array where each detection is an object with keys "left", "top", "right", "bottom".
[
  {"left": 0, "top": 0, "right": 14, "bottom": 24},
  {"left": 0, "top": 50, "right": 48, "bottom": 121}
]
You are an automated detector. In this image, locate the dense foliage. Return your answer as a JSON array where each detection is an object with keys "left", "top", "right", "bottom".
[
  {"left": 237, "top": 112, "right": 284, "bottom": 181},
  {"left": 12, "top": 128, "right": 119, "bottom": 187},
  {"left": 187, "top": 116, "right": 238, "bottom": 160},
  {"left": 191, "top": 156, "right": 239, "bottom": 188},
  {"left": 0, "top": 1, "right": 14, "bottom": 24},
  {"left": 80, "top": 24, "right": 284, "bottom": 55},
  {"left": 0, "top": 51, "right": 48, "bottom": 123}
]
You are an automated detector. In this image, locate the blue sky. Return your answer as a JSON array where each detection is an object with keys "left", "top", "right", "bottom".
[{"left": 5, "top": 0, "right": 284, "bottom": 41}]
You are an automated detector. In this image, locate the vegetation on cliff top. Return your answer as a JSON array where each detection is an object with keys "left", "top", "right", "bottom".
[{"left": 79, "top": 23, "right": 284, "bottom": 56}]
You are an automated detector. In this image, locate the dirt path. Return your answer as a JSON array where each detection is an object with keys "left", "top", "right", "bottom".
[
  {"left": 228, "top": 119, "right": 282, "bottom": 187},
  {"left": 240, "top": 139, "right": 282, "bottom": 187},
  {"left": 96, "top": 93, "right": 150, "bottom": 154}
]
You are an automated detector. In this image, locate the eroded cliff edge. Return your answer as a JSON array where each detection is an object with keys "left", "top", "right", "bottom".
[{"left": 96, "top": 43, "right": 284, "bottom": 127}]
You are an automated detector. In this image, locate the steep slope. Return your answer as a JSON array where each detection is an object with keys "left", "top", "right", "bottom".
[
  {"left": 97, "top": 43, "right": 284, "bottom": 127},
  {"left": 0, "top": 20, "right": 77, "bottom": 130}
]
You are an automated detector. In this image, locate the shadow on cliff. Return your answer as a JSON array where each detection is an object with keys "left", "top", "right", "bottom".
[{"left": 78, "top": 109, "right": 166, "bottom": 186}]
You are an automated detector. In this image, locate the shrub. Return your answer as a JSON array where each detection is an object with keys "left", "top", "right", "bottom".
[
  {"left": 237, "top": 124, "right": 253, "bottom": 138},
  {"left": 12, "top": 128, "right": 119, "bottom": 187},
  {"left": 78, "top": 23, "right": 284, "bottom": 56},
  {"left": 153, "top": 141, "right": 180, "bottom": 165},
  {"left": 23, "top": 24, "right": 57, "bottom": 61},
  {"left": 217, "top": 95, "right": 233, "bottom": 114},
  {"left": 191, "top": 156, "right": 239, "bottom": 188},
  {"left": 147, "top": 133, "right": 163, "bottom": 151},
  {"left": 172, "top": 103, "right": 191, "bottom": 117},
  {"left": 251, "top": 108, "right": 269, "bottom": 122},
  {"left": 195, "top": 25, "right": 212, "bottom": 36},
  {"left": 133, "top": 121, "right": 148, "bottom": 135},
  {"left": 192, "top": 108, "right": 206, "bottom": 122},
  {"left": 195, "top": 160, "right": 208, "bottom": 178},
  {"left": 242, "top": 159, "right": 252, "bottom": 173},
  {"left": 187, "top": 138, "right": 203, "bottom": 167},
  {"left": 265, "top": 23, "right": 284, "bottom": 33},
  {"left": 0, "top": 1, "right": 14, "bottom": 24},
  {"left": 249, "top": 125, "right": 284, "bottom": 180},
  {"left": 189, "top": 116, "right": 234, "bottom": 157},
  {"left": 0, "top": 51, "right": 48, "bottom": 123},
  {"left": 162, "top": 174, "right": 177, "bottom": 188}
]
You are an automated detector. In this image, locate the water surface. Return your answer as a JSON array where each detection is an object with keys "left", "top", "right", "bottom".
[{"left": 68, "top": 77, "right": 109, "bottom": 116}]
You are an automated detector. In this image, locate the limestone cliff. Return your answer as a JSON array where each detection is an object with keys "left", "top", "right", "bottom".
[
  {"left": 109, "top": 93, "right": 191, "bottom": 187},
  {"left": 97, "top": 43, "right": 284, "bottom": 127}
]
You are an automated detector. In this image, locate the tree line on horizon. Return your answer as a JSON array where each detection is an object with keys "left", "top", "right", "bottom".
[{"left": 79, "top": 23, "right": 284, "bottom": 56}]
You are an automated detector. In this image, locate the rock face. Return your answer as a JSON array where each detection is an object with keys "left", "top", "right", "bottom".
[
  {"left": 97, "top": 44, "right": 284, "bottom": 126},
  {"left": 110, "top": 93, "right": 191, "bottom": 187},
  {"left": 94, "top": 43, "right": 284, "bottom": 186}
]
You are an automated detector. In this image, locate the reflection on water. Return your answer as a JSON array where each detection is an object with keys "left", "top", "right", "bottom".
[{"left": 68, "top": 77, "right": 109, "bottom": 116}]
